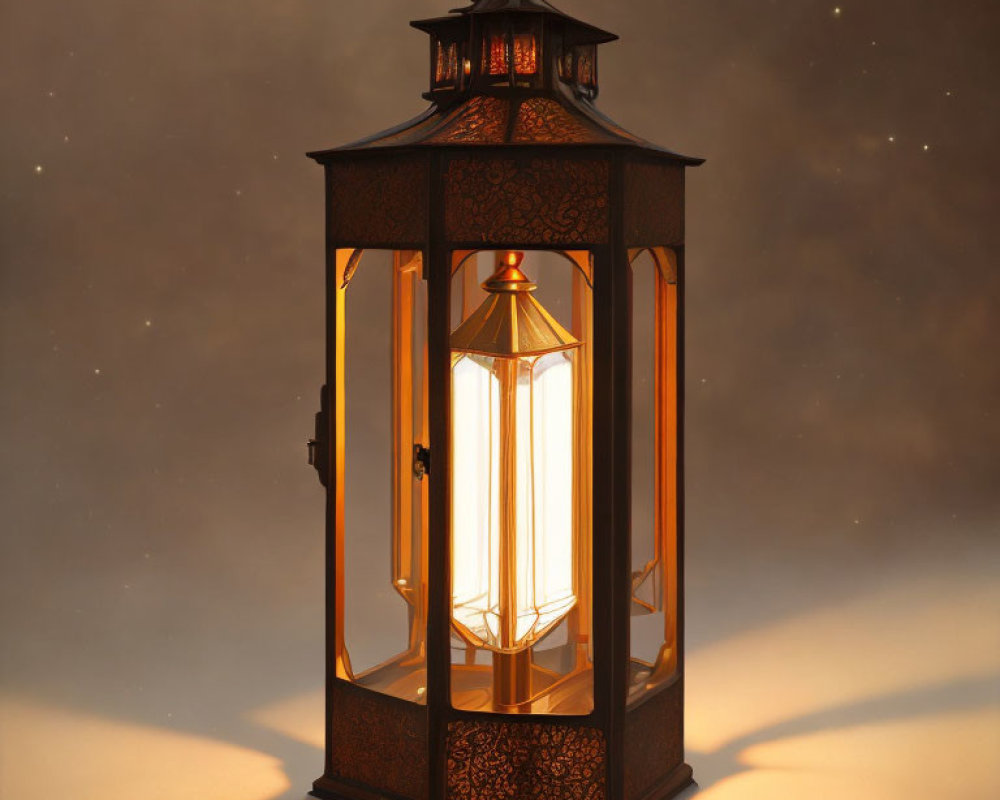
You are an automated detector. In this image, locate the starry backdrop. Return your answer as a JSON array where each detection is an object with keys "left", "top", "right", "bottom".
[{"left": 1, "top": 1, "right": 998, "bottom": 799}]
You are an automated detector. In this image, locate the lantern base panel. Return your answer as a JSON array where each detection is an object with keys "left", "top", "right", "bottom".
[
  {"left": 637, "top": 762, "right": 695, "bottom": 800},
  {"left": 311, "top": 764, "right": 694, "bottom": 800}
]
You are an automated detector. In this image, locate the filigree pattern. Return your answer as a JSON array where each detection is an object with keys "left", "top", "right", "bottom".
[
  {"left": 327, "top": 158, "right": 428, "bottom": 244},
  {"left": 329, "top": 681, "right": 429, "bottom": 800},
  {"left": 624, "top": 681, "right": 684, "bottom": 800},
  {"left": 445, "top": 157, "right": 610, "bottom": 245},
  {"left": 447, "top": 721, "right": 606, "bottom": 800},
  {"left": 624, "top": 161, "right": 685, "bottom": 247},
  {"left": 512, "top": 98, "right": 601, "bottom": 144},
  {"left": 429, "top": 96, "right": 510, "bottom": 144}
]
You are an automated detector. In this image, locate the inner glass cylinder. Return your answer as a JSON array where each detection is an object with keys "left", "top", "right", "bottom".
[{"left": 449, "top": 250, "right": 594, "bottom": 715}]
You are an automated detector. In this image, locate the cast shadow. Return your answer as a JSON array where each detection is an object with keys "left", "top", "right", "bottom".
[{"left": 675, "top": 671, "right": 998, "bottom": 797}]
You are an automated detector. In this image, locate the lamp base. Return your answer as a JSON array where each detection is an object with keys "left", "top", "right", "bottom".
[
  {"left": 637, "top": 762, "right": 695, "bottom": 800},
  {"left": 311, "top": 774, "right": 394, "bottom": 800},
  {"left": 313, "top": 765, "right": 694, "bottom": 800}
]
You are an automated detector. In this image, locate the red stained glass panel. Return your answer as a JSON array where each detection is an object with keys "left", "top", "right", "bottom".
[
  {"left": 576, "top": 45, "right": 596, "bottom": 87},
  {"left": 487, "top": 35, "right": 508, "bottom": 75},
  {"left": 513, "top": 34, "right": 538, "bottom": 74},
  {"left": 436, "top": 41, "right": 458, "bottom": 84}
]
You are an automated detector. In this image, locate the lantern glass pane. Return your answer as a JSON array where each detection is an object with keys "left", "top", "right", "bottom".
[
  {"left": 339, "top": 249, "right": 428, "bottom": 703},
  {"left": 449, "top": 250, "right": 594, "bottom": 715},
  {"left": 483, "top": 31, "right": 509, "bottom": 77},
  {"left": 513, "top": 33, "right": 538, "bottom": 75},
  {"left": 435, "top": 39, "right": 458, "bottom": 86},
  {"left": 559, "top": 48, "right": 574, "bottom": 82},
  {"left": 629, "top": 249, "right": 679, "bottom": 703},
  {"left": 576, "top": 45, "right": 597, "bottom": 88}
]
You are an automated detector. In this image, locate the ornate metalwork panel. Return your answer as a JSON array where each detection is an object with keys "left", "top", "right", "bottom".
[
  {"left": 444, "top": 157, "right": 610, "bottom": 245},
  {"left": 428, "top": 96, "right": 511, "bottom": 145},
  {"left": 446, "top": 720, "right": 607, "bottom": 800},
  {"left": 327, "top": 158, "right": 428, "bottom": 245},
  {"left": 329, "top": 681, "right": 429, "bottom": 800},
  {"left": 511, "top": 98, "right": 601, "bottom": 144},
  {"left": 624, "top": 681, "right": 684, "bottom": 800},
  {"left": 624, "top": 162, "right": 685, "bottom": 248}
]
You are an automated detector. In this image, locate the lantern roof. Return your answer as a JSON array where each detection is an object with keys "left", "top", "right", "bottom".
[
  {"left": 437, "top": 0, "right": 618, "bottom": 45},
  {"left": 308, "top": 2, "right": 702, "bottom": 166}
]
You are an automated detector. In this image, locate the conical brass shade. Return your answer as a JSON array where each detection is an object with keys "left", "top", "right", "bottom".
[{"left": 451, "top": 258, "right": 580, "bottom": 358}]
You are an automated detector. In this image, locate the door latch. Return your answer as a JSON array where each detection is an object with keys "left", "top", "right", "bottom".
[{"left": 413, "top": 444, "right": 431, "bottom": 480}]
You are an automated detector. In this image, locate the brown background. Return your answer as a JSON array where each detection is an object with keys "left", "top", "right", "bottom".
[{"left": 1, "top": 1, "right": 998, "bottom": 798}]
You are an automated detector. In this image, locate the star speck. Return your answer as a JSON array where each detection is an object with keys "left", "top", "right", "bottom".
[
  {"left": 888, "top": 136, "right": 895, "bottom": 143},
  {"left": 145, "top": 319, "right": 153, "bottom": 327},
  {"left": 34, "top": 164, "right": 44, "bottom": 174},
  {"left": 923, "top": 144, "right": 930, "bottom": 152},
  {"left": 94, "top": 368, "right": 101, "bottom": 375},
  {"left": 833, "top": 7, "right": 843, "bottom": 18}
]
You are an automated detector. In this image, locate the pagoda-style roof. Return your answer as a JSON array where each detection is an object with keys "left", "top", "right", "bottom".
[
  {"left": 310, "top": 90, "right": 701, "bottom": 164},
  {"left": 442, "top": 0, "right": 618, "bottom": 43},
  {"left": 308, "top": 1, "right": 702, "bottom": 165}
]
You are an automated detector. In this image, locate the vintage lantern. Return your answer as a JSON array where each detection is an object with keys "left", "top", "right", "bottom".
[{"left": 306, "top": 2, "right": 702, "bottom": 799}]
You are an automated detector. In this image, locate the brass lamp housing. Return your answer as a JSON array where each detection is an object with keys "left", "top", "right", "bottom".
[{"left": 306, "top": 2, "right": 702, "bottom": 799}]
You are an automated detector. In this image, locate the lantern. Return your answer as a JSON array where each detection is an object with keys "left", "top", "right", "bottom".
[{"left": 306, "top": 2, "right": 702, "bottom": 799}]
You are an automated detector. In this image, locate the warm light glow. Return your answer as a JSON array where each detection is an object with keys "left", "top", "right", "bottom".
[
  {"left": 436, "top": 41, "right": 458, "bottom": 84},
  {"left": 487, "top": 35, "right": 508, "bottom": 76},
  {"left": 684, "top": 554, "right": 1000, "bottom": 799},
  {"left": 513, "top": 34, "right": 538, "bottom": 75},
  {"left": 451, "top": 352, "right": 577, "bottom": 653},
  {"left": 1, "top": 695, "right": 290, "bottom": 800}
]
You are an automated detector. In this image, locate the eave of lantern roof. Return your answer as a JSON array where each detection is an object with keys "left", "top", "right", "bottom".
[
  {"left": 307, "top": 90, "right": 703, "bottom": 166},
  {"left": 412, "top": 0, "right": 618, "bottom": 44}
]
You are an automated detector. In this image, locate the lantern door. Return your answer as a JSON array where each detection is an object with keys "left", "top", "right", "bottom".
[{"left": 319, "top": 248, "right": 431, "bottom": 800}]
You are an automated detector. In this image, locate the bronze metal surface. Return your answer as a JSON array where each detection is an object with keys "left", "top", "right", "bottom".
[
  {"left": 446, "top": 720, "right": 607, "bottom": 800},
  {"left": 444, "top": 156, "right": 610, "bottom": 246},
  {"left": 327, "top": 681, "right": 429, "bottom": 800},
  {"left": 624, "top": 680, "right": 685, "bottom": 800}
]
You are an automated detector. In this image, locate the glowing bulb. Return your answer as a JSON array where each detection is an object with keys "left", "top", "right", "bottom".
[{"left": 450, "top": 256, "right": 581, "bottom": 709}]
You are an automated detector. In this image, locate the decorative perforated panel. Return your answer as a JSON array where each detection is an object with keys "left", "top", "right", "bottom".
[
  {"left": 329, "top": 681, "right": 429, "bottom": 800},
  {"left": 624, "top": 162, "right": 685, "bottom": 247},
  {"left": 444, "top": 157, "right": 610, "bottom": 245},
  {"left": 327, "top": 158, "right": 428, "bottom": 245},
  {"left": 447, "top": 720, "right": 606, "bottom": 800},
  {"left": 624, "top": 681, "right": 684, "bottom": 800}
]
